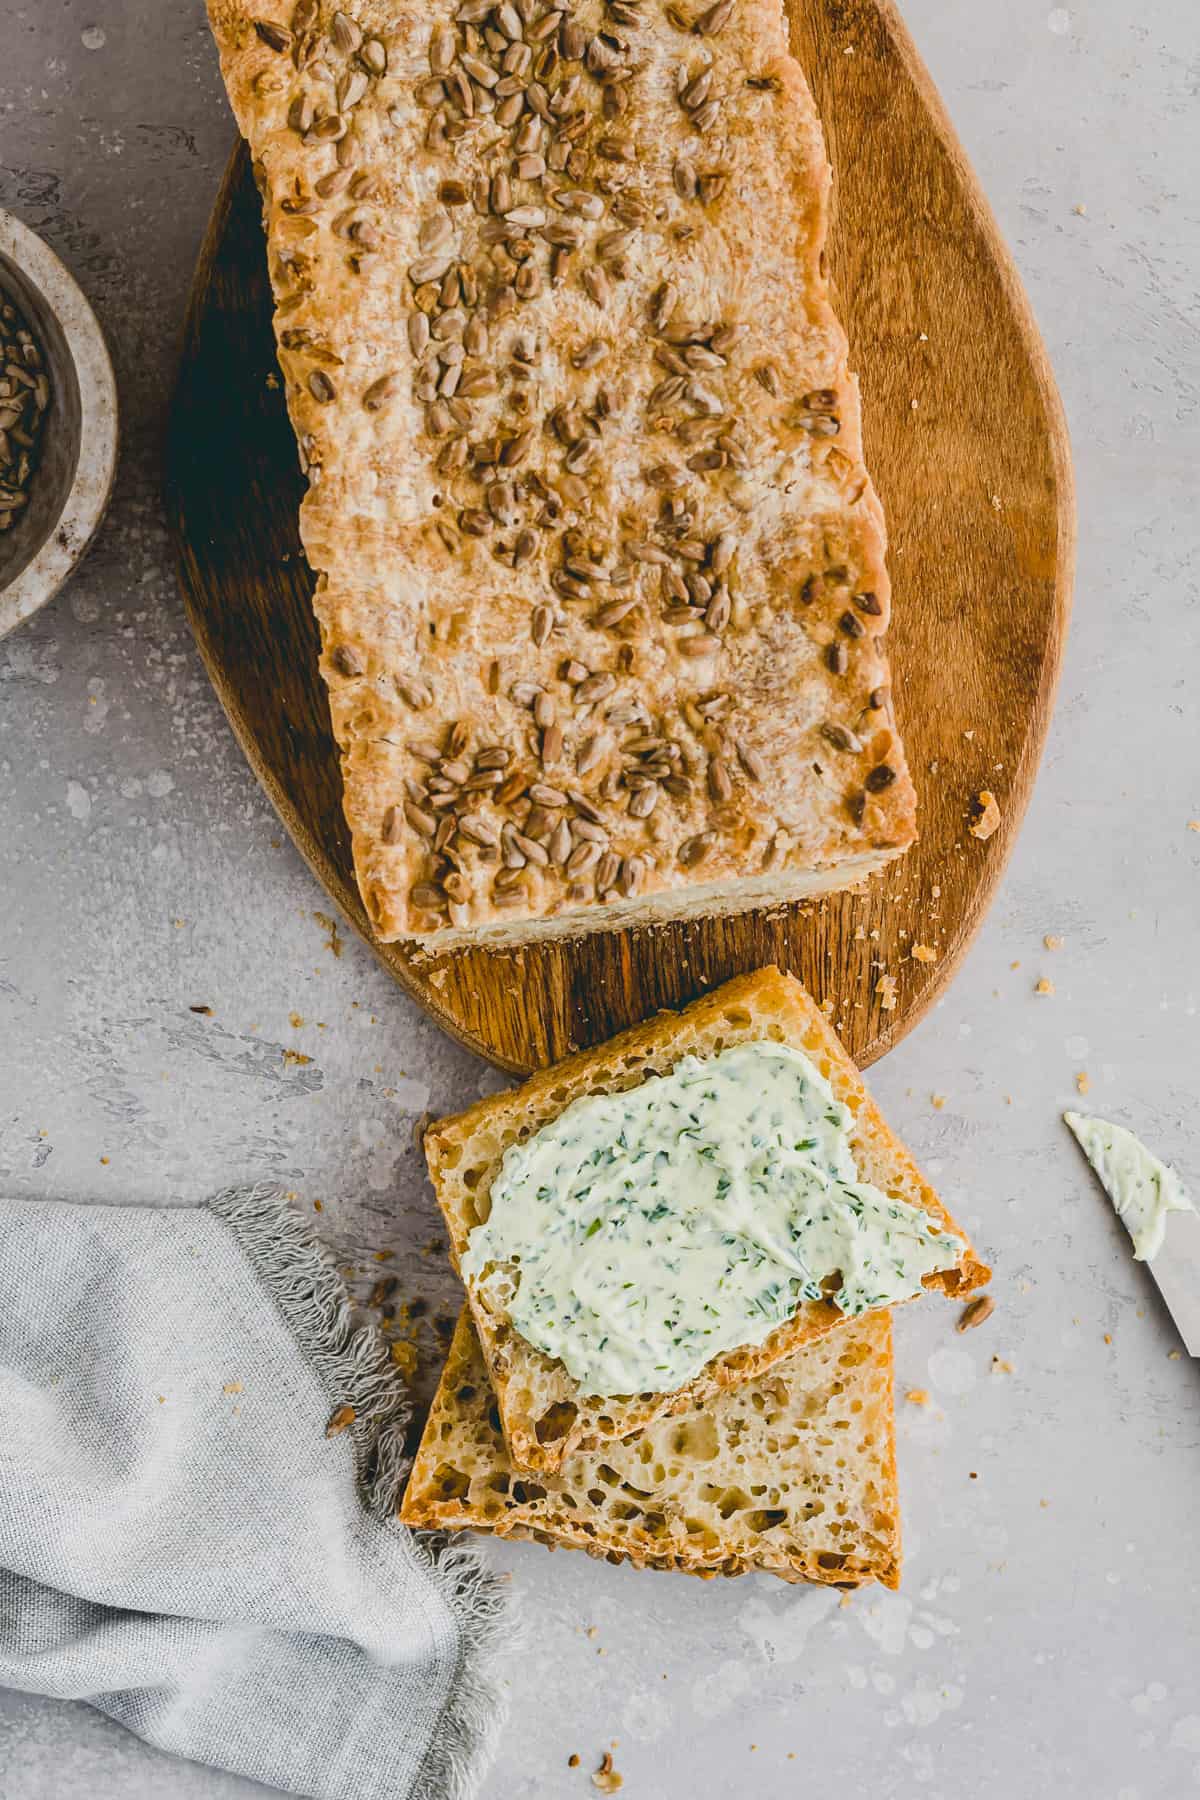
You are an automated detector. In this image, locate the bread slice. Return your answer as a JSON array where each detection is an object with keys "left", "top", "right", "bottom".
[
  {"left": 425, "top": 965, "right": 989, "bottom": 1471},
  {"left": 206, "top": 0, "right": 916, "bottom": 950},
  {"left": 401, "top": 1307, "right": 901, "bottom": 1589}
]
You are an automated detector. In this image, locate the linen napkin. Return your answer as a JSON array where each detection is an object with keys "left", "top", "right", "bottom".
[{"left": 0, "top": 1186, "right": 509, "bottom": 1799}]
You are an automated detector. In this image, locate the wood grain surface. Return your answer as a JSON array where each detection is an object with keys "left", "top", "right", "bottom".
[{"left": 166, "top": 0, "right": 1074, "bottom": 1075}]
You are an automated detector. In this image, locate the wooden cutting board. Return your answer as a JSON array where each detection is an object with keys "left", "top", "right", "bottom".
[{"left": 167, "top": 0, "right": 1073, "bottom": 1075}]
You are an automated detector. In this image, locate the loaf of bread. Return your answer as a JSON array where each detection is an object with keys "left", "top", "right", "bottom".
[
  {"left": 425, "top": 966, "right": 989, "bottom": 1471},
  {"left": 206, "top": 0, "right": 916, "bottom": 949},
  {"left": 401, "top": 1307, "right": 901, "bottom": 1588}
]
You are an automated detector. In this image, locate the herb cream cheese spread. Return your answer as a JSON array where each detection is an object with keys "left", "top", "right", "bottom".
[
  {"left": 461, "top": 1041, "right": 966, "bottom": 1396},
  {"left": 1065, "top": 1111, "right": 1194, "bottom": 1261}
]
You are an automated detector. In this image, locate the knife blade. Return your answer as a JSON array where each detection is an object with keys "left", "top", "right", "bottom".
[
  {"left": 1065, "top": 1110, "right": 1198, "bottom": 1355},
  {"left": 1144, "top": 1209, "right": 1200, "bottom": 1357}
]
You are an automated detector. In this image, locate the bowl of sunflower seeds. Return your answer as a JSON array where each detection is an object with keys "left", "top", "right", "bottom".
[{"left": 0, "top": 210, "right": 117, "bottom": 639}]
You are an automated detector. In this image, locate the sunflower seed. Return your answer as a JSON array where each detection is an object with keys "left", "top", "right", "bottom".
[
  {"left": 545, "top": 816, "right": 571, "bottom": 864},
  {"left": 401, "top": 798, "right": 436, "bottom": 838},
  {"left": 558, "top": 188, "right": 604, "bottom": 219},
  {"left": 458, "top": 814, "right": 499, "bottom": 847},
  {"left": 704, "top": 587, "right": 731, "bottom": 632},
  {"left": 338, "top": 67, "right": 369, "bottom": 109},
  {"left": 681, "top": 68, "right": 712, "bottom": 109},
  {"left": 254, "top": 19, "right": 293, "bottom": 52},
  {"left": 865, "top": 763, "right": 897, "bottom": 793},
  {"left": 560, "top": 17, "right": 586, "bottom": 56},
  {"left": 676, "top": 832, "right": 712, "bottom": 868},
  {"left": 626, "top": 784, "right": 658, "bottom": 819},
  {"left": 429, "top": 24, "right": 457, "bottom": 75},
  {"left": 575, "top": 671, "right": 617, "bottom": 705},
  {"left": 307, "top": 369, "right": 336, "bottom": 402},
  {"left": 363, "top": 372, "right": 401, "bottom": 411},
  {"left": 528, "top": 782, "right": 568, "bottom": 808},
  {"left": 694, "top": 0, "right": 734, "bottom": 30},
  {"left": 595, "top": 849, "right": 621, "bottom": 891},
  {"left": 821, "top": 722, "right": 863, "bottom": 753},
  {"left": 566, "top": 840, "right": 602, "bottom": 878}
]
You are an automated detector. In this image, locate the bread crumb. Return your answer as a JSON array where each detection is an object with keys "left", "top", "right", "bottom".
[
  {"left": 969, "top": 790, "right": 1001, "bottom": 840},
  {"left": 1010, "top": 960, "right": 1021, "bottom": 970},
  {"left": 1040, "top": 1498, "right": 1050, "bottom": 1508},
  {"left": 1073, "top": 202, "right": 1087, "bottom": 215},
  {"left": 1035, "top": 978, "right": 1055, "bottom": 996},
  {"left": 875, "top": 973, "right": 898, "bottom": 1010},
  {"left": 282, "top": 1048, "right": 312, "bottom": 1067},
  {"left": 313, "top": 1198, "right": 323, "bottom": 1212},
  {"left": 325, "top": 1404, "right": 356, "bottom": 1437},
  {"left": 930, "top": 1093, "right": 946, "bottom": 1110},
  {"left": 222, "top": 1380, "right": 243, "bottom": 1395},
  {"left": 568, "top": 1754, "right": 580, "bottom": 1769},
  {"left": 1043, "top": 935, "right": 1064, "bottom": 951},
  {"left": 991, "top": 1357, "right": 1013, "bottom": 1375},
  {"left": 99, "top": 1155, "right": 109, "bottom": 1165},
  {"left": 1169, "top": 1349, "right": 1182, "bottom": 1360},
  {"left": 592, "top": 1752, "right": 623, "bottom": 1793},
  {"left": 1188, "top": 820, "right": 1200, "bottom": 833},
  {"left": 906, "top": 1388, "right": 930, "bottom": 1406},
  {"left": 1076, "top": 1071, "right": 1091, "bottom": 1095},
  {"left": 991, "top": 493, "right": 1003, "bottom": 511},
  {"left": 911, "top": 944, "right": 938, "bottom": 963},
  {"left": 1103, "top": 1333, "right": 1113, "bottom": 1345},
  {"left": 586, "top": 1626, "right": 598, "bottom": 1639},
  {"left": 289, "top": 1011, "right": 305, "bottom": 1028},
  {"left": 312, "top": 910, "right": 344, "bottom": 957}
]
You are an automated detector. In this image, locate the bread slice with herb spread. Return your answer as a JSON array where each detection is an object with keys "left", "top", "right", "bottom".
[
  {"left": 402, "top": 1307, "right": 901, "bottom": 1589},
  {"left": 206, "top": 0, "right": 916, "bottom": 950},
  {"left": 425, "top": 965, "right": 988, "bottom": 1471}
]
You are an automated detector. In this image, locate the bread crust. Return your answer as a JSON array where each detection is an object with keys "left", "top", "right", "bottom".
[
  {"left": 425, "top": 966, "right": 989, "bottom": 1470},
  {"left": 207, "top": 0, "right": 917, "bottom": 946},
  {"left": 401, "top": 1307, "right": 902, "bottom": 1589}
]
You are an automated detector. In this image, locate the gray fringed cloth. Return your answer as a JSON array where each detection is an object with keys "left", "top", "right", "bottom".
[{"left": 0, "top": 1187, "right": 509, "bottom": 1799}]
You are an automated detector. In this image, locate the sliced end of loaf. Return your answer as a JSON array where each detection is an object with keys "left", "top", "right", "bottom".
[
  {"left": 391, "top": 848, "right": 903, "bottom": 950},
  {"left": 401, "top": 1308, "right": 901, "bottom": 1591}
]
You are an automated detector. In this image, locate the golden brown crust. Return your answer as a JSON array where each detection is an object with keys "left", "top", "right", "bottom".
[
  {"left": 206, "top": 0, "right": 916, "bottom": 947},
  {"left": 401, "top": 1308, "right": 902, "bottom": 1589},
  {"left": 425, "top": 965, "right": 989, "bottom": 1470}
]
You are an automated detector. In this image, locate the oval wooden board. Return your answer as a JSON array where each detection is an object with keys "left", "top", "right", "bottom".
[{"left": 167, "top": 0, "right": 1073, "bottom": 1076}]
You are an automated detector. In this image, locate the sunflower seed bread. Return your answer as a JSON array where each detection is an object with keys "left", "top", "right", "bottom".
[
  {"left": 425, "top": 966, "right": 989, "bottom": 1472},
  {"left": 401, "top": 1307, "right": 901, "bottom": 1588},
  {"left": 206, "top": 0, "right": 917, "bottom": 948}
]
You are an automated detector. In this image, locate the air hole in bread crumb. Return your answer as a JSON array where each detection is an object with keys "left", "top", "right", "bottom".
[
  {"left": 433, "top": 1463, "right": 470, "bottom": 1501},
  {"left": 535, "top": 1400, "right": 579, "bottom": 1444}
]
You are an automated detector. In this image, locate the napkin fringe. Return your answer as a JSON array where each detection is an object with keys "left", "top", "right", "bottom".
[
  {"left": 410, "top": 1535, "right": 513, "bottom": 1800},
  {"left": 208, "top": 1182, "right": 412, "bottom": 1515},
  {"left": 208, "top": 1184, "right": 512, "bottom": 1794}
]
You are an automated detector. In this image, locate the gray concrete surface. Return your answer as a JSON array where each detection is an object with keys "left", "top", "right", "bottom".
[{"left": 2, "top": 2, "right": 1198, "bottom": 1796}]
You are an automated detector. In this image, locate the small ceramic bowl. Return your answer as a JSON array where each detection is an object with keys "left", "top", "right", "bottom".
[{"left": 0, "top": 210, "right": 118, "bottom": 639}]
